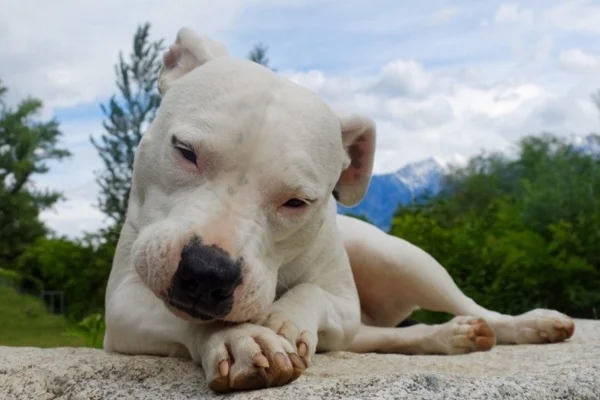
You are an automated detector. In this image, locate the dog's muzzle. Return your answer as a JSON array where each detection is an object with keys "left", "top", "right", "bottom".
[{"left": 167, "top": 236, "right": 243, "bottom": 321}]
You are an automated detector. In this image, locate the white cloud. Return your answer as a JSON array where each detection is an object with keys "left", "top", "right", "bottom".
[
  {"left": 429, "top": 6, "right": 461, "bottom": 26},
  {"left": 2, "top": 0, "right": 600, "bottom": 238},
  {"left": 286, "top": 58, "right": 599, "bottom": 175},
  {"left": 32, "top": 119, "right": 107, "bottom": 238},
  {"left": 543, "top": 1, "right": 600, "bottom": 34},
  {"left": 494, "top": 4, "right": 534, "bottom": 25},
  {"left": 371, "top": 60, "right": 433, "bottom": 98},
  {"left": 0, "top": 0, "right": 280, "bottom": 113},
  {"left": 560, "top": 49, "right": 600, "bottom": 71},
  {"left": 40, "top": 196, "right": 107, "bottom": 239}
]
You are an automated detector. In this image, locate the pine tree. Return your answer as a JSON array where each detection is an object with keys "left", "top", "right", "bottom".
[
  {"left": 90, "top": 23, "right": 164, "bottom": 235},
  {"left": 248, "top": 43, "right": 275, "bottom": 70}
]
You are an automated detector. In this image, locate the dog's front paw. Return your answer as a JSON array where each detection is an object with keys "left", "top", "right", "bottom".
[
  {"left": 201, "top": 324, "right": 306, "bottom": 393},
  {"left": 258, "top": 310, "right": 317, "bottom": 367},
  {"left": 512, "top": 309, "right": 575, "bottom": 344}
]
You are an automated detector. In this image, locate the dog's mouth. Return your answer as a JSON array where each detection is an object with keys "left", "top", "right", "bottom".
[{"left": 165, "top": 298, "right": 218, "bottom": 322}]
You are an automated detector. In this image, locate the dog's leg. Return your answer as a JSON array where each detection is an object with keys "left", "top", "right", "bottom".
[
  {"left": 339, "top": 215, "right": 575, "bottom": 346},
  {"left": 257, "top": 281, "right": 361, "bottom": 365},
  {"left": 347, "top": 318, "right": 495, "bottom": 355},
  {"left": 256, "top": 239, "right": 362, "bottom": 366}
]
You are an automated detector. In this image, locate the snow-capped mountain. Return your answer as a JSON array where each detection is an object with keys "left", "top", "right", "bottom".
[{"left": 337, "top": 157, "right": 448, "bottom": 231}]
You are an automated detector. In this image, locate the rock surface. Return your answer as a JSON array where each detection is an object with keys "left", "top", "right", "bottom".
[{"left": 1, "top": 319, "right": 599, "bottom": 399}]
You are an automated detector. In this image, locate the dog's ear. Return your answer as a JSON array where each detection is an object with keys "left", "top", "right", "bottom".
[
  {"left": 334, "top": 114, "right": 376, "bottom": 207},
  {"left": 158, "top": 27, "right": 230, "bottom": 95}
]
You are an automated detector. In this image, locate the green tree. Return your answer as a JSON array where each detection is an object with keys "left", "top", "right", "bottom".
[
  {"left": 15, "top": 235, "right": 115, "bottom": 320},
  {"left": 90, "top": 22, "right": 165, "bottom": 236},
  {"left": 248, "top": 43, "right": 274, "bottom": 70},
  {"left": 0, "top": 80, "right": 71, "bottom": 266},
  {"left": 391, "top": 133, "right": 600, "bottom": 321}
]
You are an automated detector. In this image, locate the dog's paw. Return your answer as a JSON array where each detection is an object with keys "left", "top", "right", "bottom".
[
  {"left": 512, "top": 309, "right": 575, "bottom": 344},
  {"left": 201, "top": 324, "right": 307, "bottom": 393},
  {"left": 429, "top": 316, "right": 496, "bottom": 355},
  {"left": 258, "top": 310, "right": 317, "bottom": 367}
]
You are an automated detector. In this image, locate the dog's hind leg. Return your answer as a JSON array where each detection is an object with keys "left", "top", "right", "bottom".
[{"left": 338, "top": 214, "right": 575, "bottom": 346}]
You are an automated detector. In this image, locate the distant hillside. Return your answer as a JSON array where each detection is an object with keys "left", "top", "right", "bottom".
[{"left": 0, "top": 285, "right": 86, "bottom": 347}]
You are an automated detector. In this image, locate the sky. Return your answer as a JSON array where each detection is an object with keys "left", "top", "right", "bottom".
[{"left": 2, "top": 0, "right": 600, "bottom": 238}]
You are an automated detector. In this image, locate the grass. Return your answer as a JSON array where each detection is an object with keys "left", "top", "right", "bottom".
[{"left": 0, "top": 285, "right": 87, "bottom": 348}]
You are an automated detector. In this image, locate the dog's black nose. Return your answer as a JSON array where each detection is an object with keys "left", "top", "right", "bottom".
[{"left": 168, "top": 237, "right": 242, "bottom": 320}]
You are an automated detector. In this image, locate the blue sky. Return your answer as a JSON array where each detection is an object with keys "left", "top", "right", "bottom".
[{"left": 2, "top": 0, "right": 600, "bottom": 238}]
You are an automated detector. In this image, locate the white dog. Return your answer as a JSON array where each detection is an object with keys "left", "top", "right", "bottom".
[{"left": 103, "top": 27, "right": 576, "bottom": 392}]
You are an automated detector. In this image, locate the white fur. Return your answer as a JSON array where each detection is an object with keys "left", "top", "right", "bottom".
[{"left": 104, "top": 27, "right": 576, "bottom": 393}]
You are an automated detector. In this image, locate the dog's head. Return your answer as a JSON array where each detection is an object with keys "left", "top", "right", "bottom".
[{"left": 128, "top": 27, "right": 376, "bottom": 323}]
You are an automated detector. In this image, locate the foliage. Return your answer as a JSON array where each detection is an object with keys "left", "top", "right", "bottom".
[
  {"left": 14, "top": 235, "right": 115, "bottom": 320},
  {"left": 0, "top": 286, "right": 86, "bottom": 347},
  {"left": 66, "top": 313, "right": 106, "bottom": 349},
  {"left": 90, "top": 22, "right": 165, "bottom": 236},
  {"left": 248, "top": 43, "right": 275, "bottom": 70},
  {"left": 0, "top": 80, "right": 71, "bottom": 266},
  {"left": 390, "top": 133, "right": 600, "bottom": 322},
  {"left": 0, "top": 267, "right": 22, "bottom": 287}
]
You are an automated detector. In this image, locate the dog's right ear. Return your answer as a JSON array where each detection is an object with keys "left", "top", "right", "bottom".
[
  {"left": 333, "top": 114, "right": 377, "bottom": 207},
  {"left": 158, "top": 27, "right": 230, "bottom": 95}
]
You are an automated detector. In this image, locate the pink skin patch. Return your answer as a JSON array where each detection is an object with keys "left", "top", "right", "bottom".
[
  {"left": 135, "top": 232, "right": 184, "bottom": 298},
  {"left": 163, "top": 44, "right": 181, "bottom": 70},
  {"left": 338, "top": 134, "right": 372, "bottom": 186}
]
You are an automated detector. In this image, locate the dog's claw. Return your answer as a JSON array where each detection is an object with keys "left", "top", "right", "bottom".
[
  {"left": 274, "top": 352, "right": 290, "bottom": 370},
  {"left": 253, "top": 354, "right": 270, "bottom": 368},
  {"left": 288, "top": 352, "right": 306, "bottom": 381},
  {"left": 288, "top": 352, "right": 306, "bottom": 370},
  {"left": 297, "top": 341, "right": 308, "bottom": 357},
  {"left": 218, "top": 360, "right": 230, "bottom": 377},
  {"left": 209, "top": 361, "right": 231, "bottom": 393}
]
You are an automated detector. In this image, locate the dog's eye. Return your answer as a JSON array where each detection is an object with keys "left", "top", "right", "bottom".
[
  {"left": 177, "top": 147, "right": 197, "bottom": 165},
  {"left": 283, "top": 198, "right": 307, "bottom": 208}
]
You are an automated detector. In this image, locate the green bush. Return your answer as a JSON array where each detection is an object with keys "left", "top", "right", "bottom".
[
  {"left": 0, "top": 267, "right": 21, "bottom": 287},
  {"left": 12, "top": 234, "right": 115, "bottom": 320},
  {"left": 66, "top": 313, "right": 106, "bottom": 349},
  {"left": 391, "top": 134, "right": 600, "bottom": 322}
]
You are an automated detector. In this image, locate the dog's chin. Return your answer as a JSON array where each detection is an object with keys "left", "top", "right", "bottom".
[
  {"left": 164, "top": 301, "right": 256, "bottom": 325},
  {"left": 165, "top": 302, "right": 215, "bottom": 323}
]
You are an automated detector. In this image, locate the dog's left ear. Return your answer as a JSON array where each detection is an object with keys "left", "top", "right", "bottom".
[
  {"left": 334, "top": 114, "right": 376, "bottom": 207},
  {"left": 158, "top": 27, "right": 230, "bottom": 95}
]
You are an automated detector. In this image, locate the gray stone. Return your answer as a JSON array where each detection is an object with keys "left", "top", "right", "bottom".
[{"left": 1, "top": 319, "right": 599, "bottom": 399}]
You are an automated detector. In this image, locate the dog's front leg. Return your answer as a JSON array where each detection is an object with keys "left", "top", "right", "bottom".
[{"left": 256, "top": 247, "right": 361, "bottom": 366}]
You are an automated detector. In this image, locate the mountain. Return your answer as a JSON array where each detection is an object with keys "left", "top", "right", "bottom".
[{"left": 337, "top": 157, "right": 448, "bottom": 231}]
